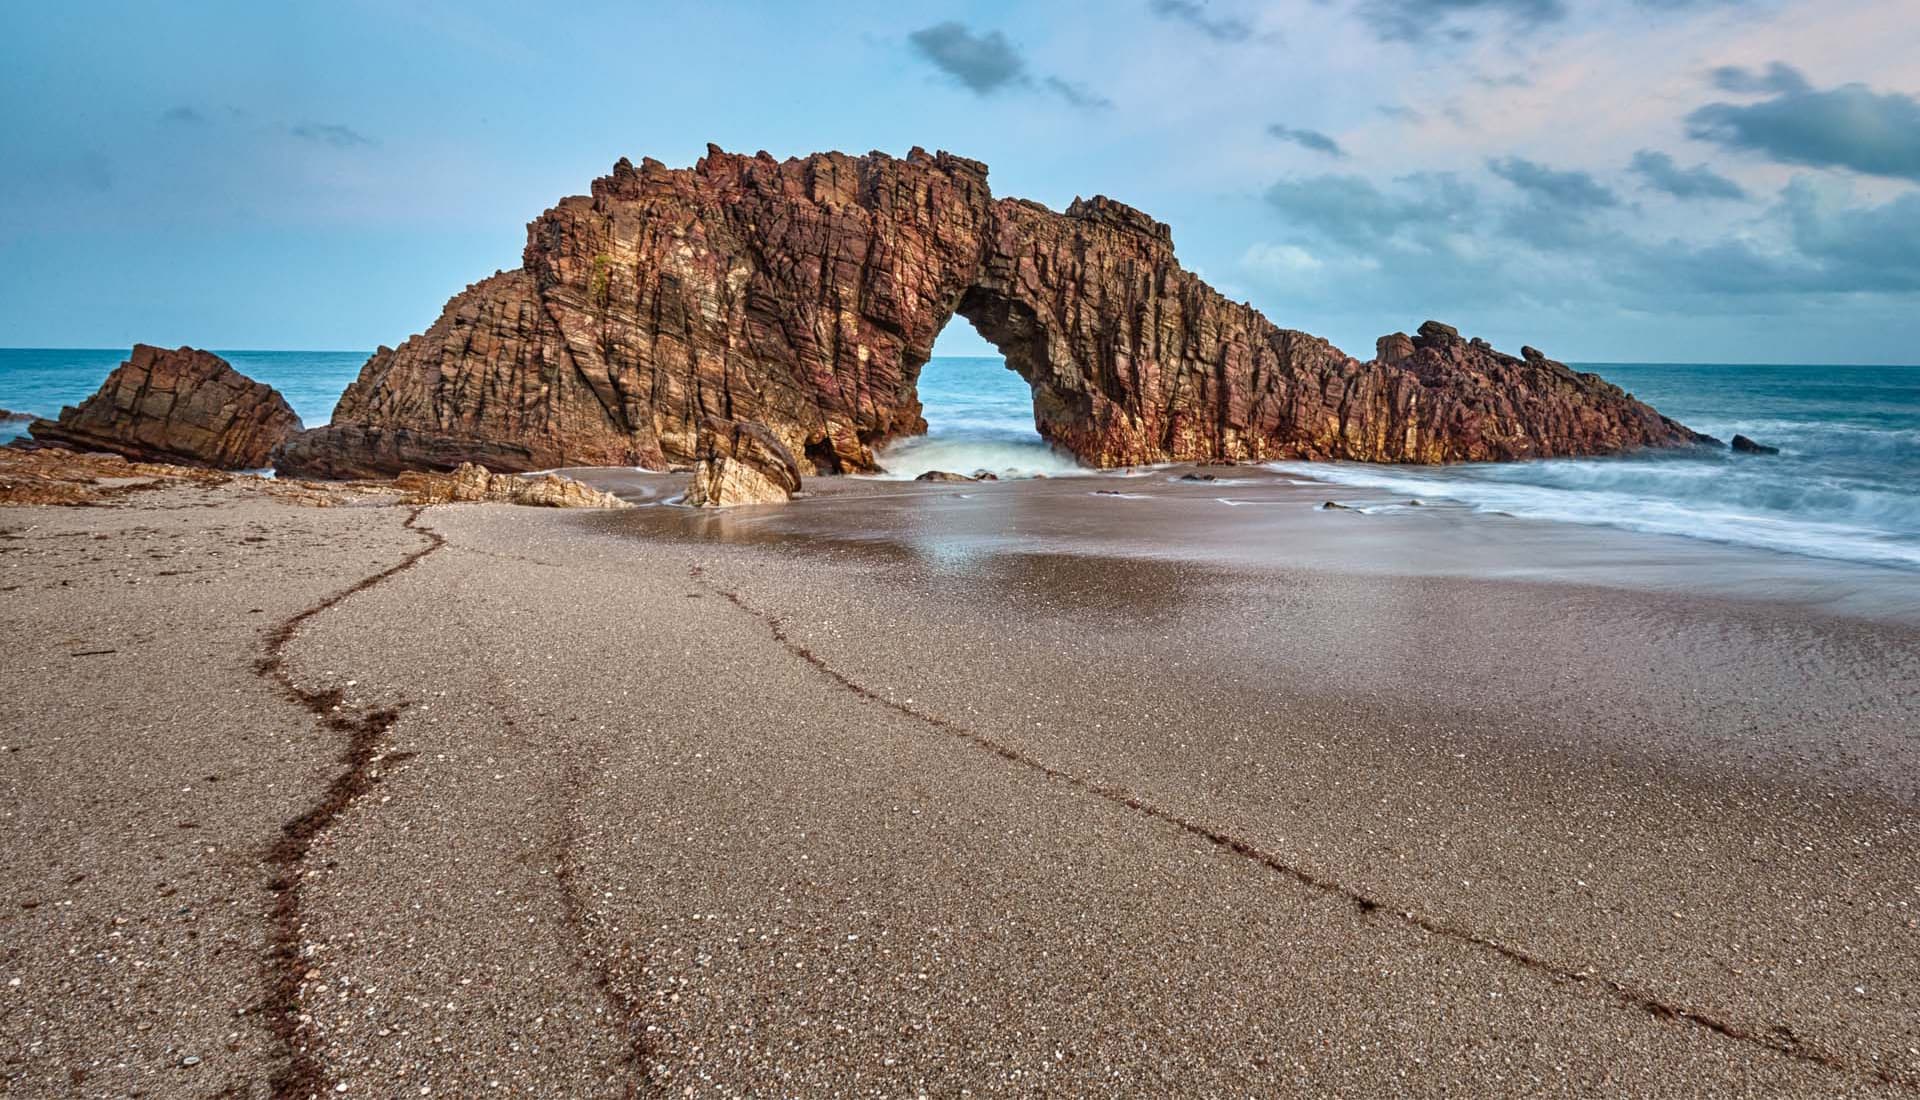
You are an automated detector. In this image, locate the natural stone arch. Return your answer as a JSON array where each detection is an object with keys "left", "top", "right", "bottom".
[{"left": 274, "top": 146, "right": 1708, "bottom": 481}]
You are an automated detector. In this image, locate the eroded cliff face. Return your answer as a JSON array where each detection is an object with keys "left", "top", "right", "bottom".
[{"left": 273, "top": 146, "right": 1708, "bottom": 480}]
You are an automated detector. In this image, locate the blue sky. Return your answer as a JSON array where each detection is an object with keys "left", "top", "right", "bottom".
[{"left": 2, "top": 0, "right": 1916, "bottom": 363}]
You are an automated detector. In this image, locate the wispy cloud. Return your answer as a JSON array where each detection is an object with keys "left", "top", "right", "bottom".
[
  {"left": 907, "top": 21, "right": 1112, "bottom": 110},
  {"left": 1487, "top": 157, "right": 1620, "bottom": 251},
  {"left": 1147, "top": 0, "right": 1255, "bottom": 43},
  {"left": 288, "top": 122, "right": 376, "bottom": 149},
  {"left": 1487, "top": 156, "right": 1618, "bottom": 208},
  {"left": 1355, "top": 0, "right": 1567, "bottom": 43},
  {"left": 160, "top": 106, "right": 205, "bottom": 125},
  {"left": 1353, "top": 0, "right": 1751, "bottom": 43},
  {"left": 1708, "top": 61, "right": 1810, "bottom": 95},
  {"left": 1267, "top": 123, "right": 1346, "bottom": 158},
  {"left": 1044, "top": 77, "right": 1114, "bottom": 110},
  {"left": 1629, "top": 150, "right": 1747, "bottom": 200}
]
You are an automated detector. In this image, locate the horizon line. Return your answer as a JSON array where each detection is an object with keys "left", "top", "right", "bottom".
[{"left": 2, "top": 346, "right": 1916, "bottom": 370}]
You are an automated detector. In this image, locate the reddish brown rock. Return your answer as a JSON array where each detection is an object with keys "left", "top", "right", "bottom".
[
  {"left": 274, "top": 146, "right": 1709, "bottom": 480},
  {"left": 0, "top": 446, "right": 230, "bottom": 506},
  {"left": 28, "top": 345, "right": 303, "bottom": 469},
  {"left": 684, "top": 418, "right": 802, "bottom": 507}
]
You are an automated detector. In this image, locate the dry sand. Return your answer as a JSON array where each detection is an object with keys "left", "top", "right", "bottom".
[{"left": 2, "top": 470, "right": 1916, "bottom": 1097}]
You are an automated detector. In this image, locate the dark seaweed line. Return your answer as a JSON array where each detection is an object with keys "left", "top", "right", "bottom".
[
  {"left": 697, "top": 569, "right": 1914, "bottom": 1095},
  {"left": 553, "top": 757, "right": 666, "bottom": 1099},
  {"left": 255, "top": 508, "right": 446, "bottom": 1100},
  {"left": 487, "top": 694, "right": 662, "bottom": 1099}
]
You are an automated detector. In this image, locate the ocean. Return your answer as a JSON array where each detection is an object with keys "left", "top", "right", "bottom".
[{"left": 4, "top": 349, "right": 1916, "bottom": 571}]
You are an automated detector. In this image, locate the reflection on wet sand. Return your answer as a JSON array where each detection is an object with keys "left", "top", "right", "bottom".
[{"left": 571, "top": 464, "right": 1920, "bottom": 627}]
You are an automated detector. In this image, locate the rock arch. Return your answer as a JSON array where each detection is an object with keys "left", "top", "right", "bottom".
[{"left": 274, "top": 146, "right": 1708, "bottom": 481}]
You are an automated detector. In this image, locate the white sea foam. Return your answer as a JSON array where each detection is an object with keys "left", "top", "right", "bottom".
[
  {"left": 1269, "top": 457, "right": 1920, "bottom": 570},
  {"left": 868, "top": 435, "right": 1088, "bottom": 480}
]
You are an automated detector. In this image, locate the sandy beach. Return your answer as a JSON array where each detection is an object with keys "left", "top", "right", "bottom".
[{"left": 2, "top": 470, "right": 1917, "bottom": 1097}]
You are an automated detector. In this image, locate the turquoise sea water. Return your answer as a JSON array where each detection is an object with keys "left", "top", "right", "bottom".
[
  {"left": 1270, "top": 362, "right": 1920, "bottom": 570},
  {"left": 4, "top": 349, "right": 1916, "bottom": 569}
]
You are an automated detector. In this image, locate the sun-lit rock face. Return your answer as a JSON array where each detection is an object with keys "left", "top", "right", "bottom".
[
  {"left": 683, "top": 418, "right": 802, "bottom": 507},
  {"left": 272, "top": 146, "right": 1709, "bottom": 481},
  {"left": 392, "top": 462, "right": 630, "bottom": 508}
]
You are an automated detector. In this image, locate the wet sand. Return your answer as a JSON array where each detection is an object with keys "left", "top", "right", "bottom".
[{"left": 2, "top": 470, "right": 1917, "bottom": 1097}]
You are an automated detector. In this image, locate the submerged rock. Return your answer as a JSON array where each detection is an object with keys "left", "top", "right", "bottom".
[
  {"left": 1731, "top": 434, "right": 1780, "bottom": 455},
  {"left": 684, "top": 418, "right": 801, "bottom": 507},
  {"left": 0, "top": 408, "right": 31, "bottom": 423},
  {"left": 1177, "top": 473, "right": 1218, "bottom": 482},
  {"left": 27, "top": 345, "right": 302, "bottom": 469},
  {"left": 272, "top": 147, "right": 1710, "bottom": 480},
  {"left": 393, "top": 463, "right": 629, "bottom": 508},
  {"left": 1322, "top": 501, "right": 1355, "bottom": 510},
  {"left": 915, "top": 470, "right": 979, "bottom": 482}
]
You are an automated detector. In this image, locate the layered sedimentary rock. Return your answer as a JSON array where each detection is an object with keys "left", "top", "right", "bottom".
[
  {"left": 392, "top": 462, "right": 631, "bottom": 508},
  {"left": 0, "top": 447, "right": 228, "bottom": 506},
  {"left": 274, "top": 146, "right": 1709, "bottom": 480},
  {"left": 1363, "top": 322, "right": 1716, "bottom": 460},
  {"left": 683, "top": 418, "right": 802, "bottom": 507},
  {"left": 30, "top": 345, "right": 303, "bottom": 469}
]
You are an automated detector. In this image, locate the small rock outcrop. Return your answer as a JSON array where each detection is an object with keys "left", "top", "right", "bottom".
[
  {"left": 272, "top": 147, "right": 1710, "bottom": 481},
  {"left": 1731, "top": 434, "right": 1780, "bottom": 455},
  {"left": 684, "top": 419, "right": 801, "bottom": 507},
  {"left": 27, "top": 345, "right": 302, "bottom": 469},
  {"left": 0, "top": 409, "right": 31, "bottom": 423},
  {"left": 393, "top": 462, "right": 630, "bottom": 508},
  {"left": 915, "top": 470, "right": 981, "bottom": 482},
  {"left": 1352, "top": 321, "right": 1717, "bottom": 461},
  {"left": 0, "top": 447, "right": 229, "bottom": 506}
]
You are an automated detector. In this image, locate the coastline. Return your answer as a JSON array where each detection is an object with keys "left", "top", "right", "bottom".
[
  {"left": 576, "top": 464, "right": 1920, "bottom": 626},
  {"left": 2, "top": 473, "right": 1915, "bottom": 1095}
]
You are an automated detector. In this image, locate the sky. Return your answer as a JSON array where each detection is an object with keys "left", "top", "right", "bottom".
[{"left": 2, "top": 0, "right": 1917, "bottom": 364}]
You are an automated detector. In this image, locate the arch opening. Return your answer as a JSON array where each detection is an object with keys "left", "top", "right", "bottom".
[{"left": 873, "top": 311, "right": 1085, "bottom": 480}]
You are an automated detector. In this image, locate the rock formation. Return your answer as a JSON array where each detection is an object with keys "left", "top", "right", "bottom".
[
  {"left": 1731, "top": 434, "right": 1779, "bottom": 455},
  {"left": 29, "top": 345, "right": 303, "bottom": 469},
  {"left": 392, "top": 463, "right": 631, "bottom": 508},
  {"left": 273, "top": 146, "right": 1710, "bottom": 481},
  {"left": 683, "top": 418, "right": 802, "bottom": 506},
  {"left": 0, "top": 446, "right": 229, "bottom": 506}
]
